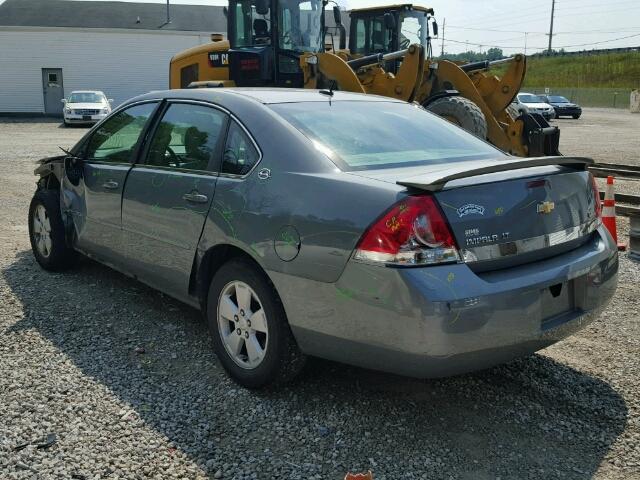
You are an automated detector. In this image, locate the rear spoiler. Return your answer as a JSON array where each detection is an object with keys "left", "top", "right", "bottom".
[{"left": 396, "top": 156, "right": 593, "bottom": 192}]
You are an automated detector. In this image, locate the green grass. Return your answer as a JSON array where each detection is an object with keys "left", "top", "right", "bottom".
[
  {"left": 521, "top": 52, "right": 640, "bottom": 89},
  {"left": 491, "top": 51, "right": 640, "bottom": 107}
]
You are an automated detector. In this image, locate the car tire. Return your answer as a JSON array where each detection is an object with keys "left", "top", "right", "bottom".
[
  {"left": 207, "top": 258, "right": 306, "bottom": 388},
  {"left": 63, "top": 121, "right": 69, "bottom": 127},
  {"left": 425, "top": 96, "right": 488, "bottom": 140},
  {"left": 572, "top": 114, "right": 581, "bottom": 119},
  {"left": 28, "top": 189, "right": 76, "bottom": 271}
]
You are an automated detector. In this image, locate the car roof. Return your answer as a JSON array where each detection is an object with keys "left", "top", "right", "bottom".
[
  {"left": 69, "top": 90, "right": 104, "bottom": 94},
  {"left": 132, "top": 88, "right": 404, "bottom": 105}
]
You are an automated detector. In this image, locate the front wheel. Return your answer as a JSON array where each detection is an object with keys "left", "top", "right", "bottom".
[
  {"left": 572, "top": 114, "right": 581, "bottom": 119},
  {"left": 207, "top": 258, "right": 306, "bottom": 388},
  {"left": 28, "top": 189, "right": 76, "bottom": 271},
  {"left": 425, "top": 96, "right": 488, "bottom": 140}
]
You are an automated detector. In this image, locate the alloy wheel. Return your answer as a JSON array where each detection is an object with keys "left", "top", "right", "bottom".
[
  {"left": 32, "top": 204, "right": 52, "bottom": 258},
  {"left": 217, "top": 281, "right": 269, "bottom": 369}
]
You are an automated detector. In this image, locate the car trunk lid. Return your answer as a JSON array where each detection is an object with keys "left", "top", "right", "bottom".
[{"left": 359, "top": 156, "right": 599, "bottom": 271}]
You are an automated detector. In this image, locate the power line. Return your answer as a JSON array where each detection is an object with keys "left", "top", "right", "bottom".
[{"left": 444, "top": 32, "right": 640, "bottom": 52}]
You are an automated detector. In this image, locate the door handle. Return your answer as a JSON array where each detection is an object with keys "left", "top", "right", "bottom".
[
  {"left": 102, "top": 180, "right": 119, "bottom": 190},
  {"left": 182, "top": 192, "right": 209, "bottom": 204}
]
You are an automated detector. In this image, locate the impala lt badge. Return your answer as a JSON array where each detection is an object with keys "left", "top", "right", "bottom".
[{"left": 537, "top": 201, "right": 555, "bottom": 214}]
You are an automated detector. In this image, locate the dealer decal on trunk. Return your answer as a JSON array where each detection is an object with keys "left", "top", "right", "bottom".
[{"left": 456, "top": 203, "right": 485, "bottom": 218}]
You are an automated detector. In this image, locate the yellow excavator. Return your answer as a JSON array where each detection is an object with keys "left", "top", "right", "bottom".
[{"left": 169, "top": 0, "right": 560, "bottom": 157}]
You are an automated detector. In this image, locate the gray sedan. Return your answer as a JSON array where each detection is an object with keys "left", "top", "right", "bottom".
[{"left": 29, "top": 88, "right": 618, "bottom": 388}]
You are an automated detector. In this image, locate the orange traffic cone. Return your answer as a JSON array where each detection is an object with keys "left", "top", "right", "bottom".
[{"left": 602, "top": 176, "right": 626, "bottom": 251}]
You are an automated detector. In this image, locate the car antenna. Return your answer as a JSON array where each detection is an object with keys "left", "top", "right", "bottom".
[
  {"left": 319, "top": 80, "right": 337, "bottom": 103},
  {"left": 58, "top": 146, "right": 73, "bottom": 156}
]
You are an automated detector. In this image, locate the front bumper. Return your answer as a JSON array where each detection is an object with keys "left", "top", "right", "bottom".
[
  {"left": 555, "top": 107, "right": 582, "bottom": 117},
  {"left": 272, "top": 225, "right": 618, "bottom": 378},
  {"left": 64, "top": 113, "right": 108, "bottom": 124}
]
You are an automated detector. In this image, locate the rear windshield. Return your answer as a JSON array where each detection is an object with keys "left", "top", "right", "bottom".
[{"left": 269, "top": 101, "right": 501, "bottom": 171}]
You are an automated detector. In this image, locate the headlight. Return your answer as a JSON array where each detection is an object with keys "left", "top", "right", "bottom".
[
  {"left": 65, "top": 108, "right": 71, "bottom": 114},
  {"left": 101, "top": 108, "right": 109, "bottom": 114}
]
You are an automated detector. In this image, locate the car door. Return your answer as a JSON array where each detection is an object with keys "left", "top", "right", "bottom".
[
  {"left": 121, "top": 101, "right": 227, "bottom": 299},
  {"left": 73, "top": 101, "right": 159, "bottom": 264}
]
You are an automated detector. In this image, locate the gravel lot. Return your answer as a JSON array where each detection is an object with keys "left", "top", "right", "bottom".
[{"left": 1, "top": 112, "right": 639, "bottom": 480}]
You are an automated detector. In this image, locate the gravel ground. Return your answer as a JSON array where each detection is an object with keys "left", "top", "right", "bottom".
[{"left": 1, "top": 115, "right": 639, "bottom": 480}]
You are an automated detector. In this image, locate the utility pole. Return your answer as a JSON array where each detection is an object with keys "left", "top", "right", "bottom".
[
  {"left": 440, "top": 18, "right": 445, "bottom": 57},
  {"left": 547, "top": 0, "right": 555, "bottom": 54},
  {"left": 524, "top": 32, "right": 528, "bottom": 55}
]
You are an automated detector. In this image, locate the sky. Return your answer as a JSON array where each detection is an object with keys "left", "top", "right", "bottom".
[{"left": 2, "top": 0, "right": 640, "bottom": 54}]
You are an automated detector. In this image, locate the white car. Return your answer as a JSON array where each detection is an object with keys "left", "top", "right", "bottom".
[
  {"left": 512, "top": 93, "right": 555, "bottom": 120},
  {"left": 62, "top": 91, "right": 113, "bottom": 126}
]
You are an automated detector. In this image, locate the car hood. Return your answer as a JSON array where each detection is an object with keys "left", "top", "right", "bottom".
[
  {"left": 66, "top": 102, "right": 107, "bottom": 109},
  {"left": 521, "top": 102, "right": 553, "bottom": 109}
]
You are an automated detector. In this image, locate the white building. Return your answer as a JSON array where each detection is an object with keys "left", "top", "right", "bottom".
[{"left": 0, "top": 0, "right": 226, "bottom": 115}]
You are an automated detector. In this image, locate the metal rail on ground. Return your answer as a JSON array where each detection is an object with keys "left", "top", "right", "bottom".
[{"left": 590, "top": 163, "right": 640, "bottom": 180}]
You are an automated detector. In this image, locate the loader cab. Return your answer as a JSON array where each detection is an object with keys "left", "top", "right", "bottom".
[
  {"left": 228, "top": 0, "right": 325, "bottom": 87},
  {"left": 349, "top": 4, "right": 435, "bottom": 71}
]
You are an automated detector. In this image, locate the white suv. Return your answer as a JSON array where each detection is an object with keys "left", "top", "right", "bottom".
[
  {"left": 62, "top": 91, "right": 113, "bottom": 126},
  {"left": 512, "top": 93, "right": 556, "bottom": 120}
]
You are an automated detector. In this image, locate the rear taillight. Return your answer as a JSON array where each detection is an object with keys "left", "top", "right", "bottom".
[
  {"left": 589, "top": 173, "right": 602, "bottom": 221},
  {"left": 353, "top": 195, "right": 460, "bottom": 266}
]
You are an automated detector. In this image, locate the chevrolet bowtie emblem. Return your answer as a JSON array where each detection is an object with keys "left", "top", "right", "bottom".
[{"left": 537, "top": 201, "right": 555, "bottom": 214}]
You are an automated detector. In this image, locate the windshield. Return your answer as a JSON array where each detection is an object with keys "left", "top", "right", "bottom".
[
  {"left": 518, "top": 94, "right": 544, "bottom": 103},
  {"left": 68, "top": 92, "right": 105, "bottom": 103},
  {"left": 279, "top": 0, "right": 323, "bottom": 52},
  {"left": 270, "top": 101, "right": 501, "bottom": 171},
  {"left": 230, "top": 0, "right": 323, "bottom": 52},
  {"left": 399, "top": 12, "right": 427, "bottom": 49},
  {"left": 548, "top": 95, "right": 569, "bottom": 103}
]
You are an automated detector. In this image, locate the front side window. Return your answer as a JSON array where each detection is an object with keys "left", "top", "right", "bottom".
[
  {"left": 270, "top": 101, "right": 502, "bottom": 171},
  {"left": 354, "top": 16, "right": 392, "bottom": 54},
  {"left": 221, "top": 122, "right": 260, "bottom": 175},
  {"left": 85, "top": 103, "right": 157, "bottom": 163},
  {"left": 146, "top": 103, "right": 226, "bottom": 172}
]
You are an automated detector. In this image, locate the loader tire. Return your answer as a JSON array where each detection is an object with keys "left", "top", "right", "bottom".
[{"left": 426, "top": 96, "right": 488, "bottom": 140}]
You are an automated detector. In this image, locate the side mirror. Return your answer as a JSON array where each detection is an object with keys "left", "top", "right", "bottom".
[
  {"left": 333, "top": 6, "right": 342, "bottom": 25},
  {"left": 61, "top": 99, "right": 67, "bottom": 103},
  {"left": 384, "top": 12, "right": 396, "bottom": 30},
  {"left": 108, "top": 99, "right": 114, "bottom": 103},
  {"left": 255, "top": 0, "right": 269, "bottom": 15},
  {"left": 431, "top": 20, "right": 438, "bottom": 37}
]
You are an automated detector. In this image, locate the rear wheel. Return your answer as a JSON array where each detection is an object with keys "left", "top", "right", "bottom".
[
  {"left": 426, "top": 96, "right": 488, "bottom": 140},
  {"left": 207, "top": 258, "right": 305, "bottom": 388},
  {"left": 28, "top": 189, "right": 76, "bottom": 271},
  {"left": 572, "top": 114, "right": 580, "bottom": 119}
]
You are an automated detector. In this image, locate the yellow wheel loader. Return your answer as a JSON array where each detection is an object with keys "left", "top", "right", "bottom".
[{"left": 169, "top": 0, "right": 560, "bottom": 157}]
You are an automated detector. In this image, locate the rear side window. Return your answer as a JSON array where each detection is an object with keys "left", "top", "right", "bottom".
[
  {"left": 221, "top": 121, "right": 259, "bottom": 175},
  {"left": 270, "top": 101, "right": 501, "bottom": 171},
  {"left": 145, "top": 103, "right": 226, "bottom": 172},
  {"left": 85, "top": 102, "right": 156, "bottom": 163}
]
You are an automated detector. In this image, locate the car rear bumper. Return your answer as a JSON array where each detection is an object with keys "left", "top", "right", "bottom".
[{"left": 272, "top": 225, "right": 617, "bottom": 378}]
